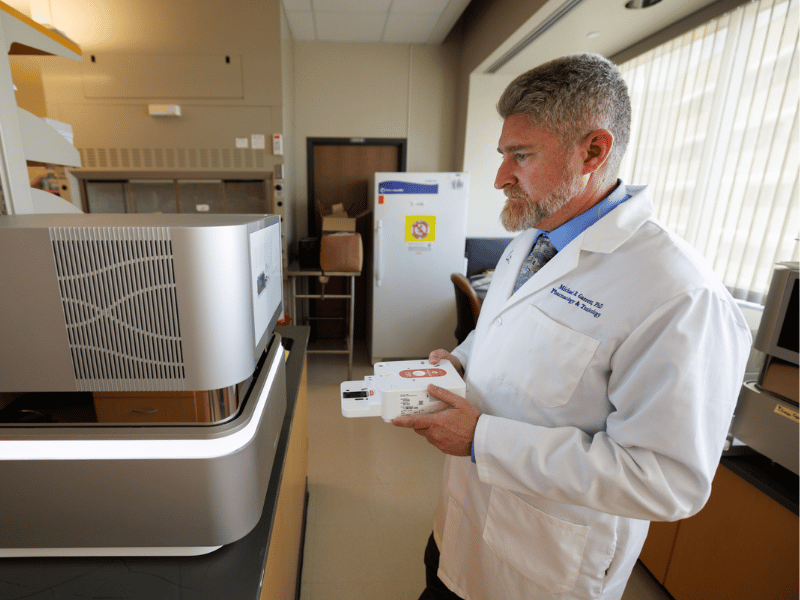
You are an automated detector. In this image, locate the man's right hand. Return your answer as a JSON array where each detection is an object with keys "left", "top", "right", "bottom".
[{"left": 428, "top": 349, "right": 464, "bottom": 377}]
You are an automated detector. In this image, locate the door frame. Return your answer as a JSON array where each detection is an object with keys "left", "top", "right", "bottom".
[{"left": 306, "top": 137, "right": 407, "bottom": 236}]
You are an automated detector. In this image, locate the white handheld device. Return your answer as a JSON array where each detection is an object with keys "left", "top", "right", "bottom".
[{"left": 341, "top": 359, "right": 465, "bottom": 423}]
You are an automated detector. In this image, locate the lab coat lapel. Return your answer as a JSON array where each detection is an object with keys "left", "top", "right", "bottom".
[
  {"left": 496, "top": 229, "right": 537, "bottom": 297},
  {"left": 476, "top": 230, "right": 534, "bottom": 327},
  {"left": 492, "top": 186, "right": 654, "bottom": 315},
  {"left": 500, "top": 240, "right": 581, "bottom": 309}
]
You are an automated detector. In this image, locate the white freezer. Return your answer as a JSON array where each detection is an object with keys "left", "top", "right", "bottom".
[{"left": 369, "top": 172, "right": 469, "bottom": 363}]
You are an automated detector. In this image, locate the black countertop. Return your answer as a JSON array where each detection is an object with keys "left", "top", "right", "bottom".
[
  {"left": 0, "top": 326, "right": 309, "bottom": 600},
  {"left": 721, "top": 447, "right": 798, "bottom": 515}
]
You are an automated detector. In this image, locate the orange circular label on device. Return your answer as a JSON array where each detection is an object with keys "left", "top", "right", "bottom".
[{"left": 398, "top": 368, "right": 446, "bottom": 378}]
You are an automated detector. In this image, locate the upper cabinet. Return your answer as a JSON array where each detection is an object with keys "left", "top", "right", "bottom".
[{"left": 0, "top": 0, "right": 81, "bottom": 215}]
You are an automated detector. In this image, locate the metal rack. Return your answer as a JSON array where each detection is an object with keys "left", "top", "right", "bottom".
[{"left": 287, "top": 260, "right": 358, "bottom": 379}]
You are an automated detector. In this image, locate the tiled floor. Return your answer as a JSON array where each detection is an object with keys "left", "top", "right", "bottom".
[{"left": 300, "top": 346, "right": 674, "bottom": 600}]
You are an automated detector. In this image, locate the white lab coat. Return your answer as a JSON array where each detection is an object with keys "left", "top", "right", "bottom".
[{"left": 434, "top": 186, "right": 752, "bottom": 600}]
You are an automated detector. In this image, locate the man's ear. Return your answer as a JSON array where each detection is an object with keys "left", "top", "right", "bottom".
[{"left": 580, "top": 129, "right": 614, "bottom": 175}]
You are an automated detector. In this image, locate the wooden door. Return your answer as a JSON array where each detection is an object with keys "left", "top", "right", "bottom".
[{"left": 308, "top": 139, "right": 405, "bottom": 341}]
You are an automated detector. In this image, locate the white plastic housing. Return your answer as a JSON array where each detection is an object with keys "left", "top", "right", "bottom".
[{"left": 341, "top": 360, "right": 465, "bottom": 423}]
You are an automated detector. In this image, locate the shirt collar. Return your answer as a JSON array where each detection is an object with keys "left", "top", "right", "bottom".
[{"left": 538, "top": 180, "right": 632, "bottom": 251}]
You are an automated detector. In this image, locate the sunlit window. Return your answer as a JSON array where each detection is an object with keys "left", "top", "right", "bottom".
[{"left": 618, "top": 0, "right": 798, "bottom": 303}]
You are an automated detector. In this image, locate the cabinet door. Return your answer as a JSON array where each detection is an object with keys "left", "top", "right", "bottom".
[
  {"left": 129, "top": 180, "right": 177, "bottom": 213},
  {"left": 178, "top": 180, "right": 224, "bottom": 214},
  {"left": 85, "top": 180, "right": 127, "bottom": 213},
  {"left": 225, "top": 180, "right": 268, "bottom": 213},
  {"left": 260, "top": 358, "right": 308, "bottom": 600},
  {"left": 664, "top": 465, "right": 799, "bottom": 600},
  {"left": 639, "top": 520, "right": 680, "bottom": 584}
]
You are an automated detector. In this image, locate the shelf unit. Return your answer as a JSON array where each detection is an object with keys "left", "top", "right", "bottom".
[
  {"left": 287, "top": 260, "right": 358, "bottom": 379},
  {"left": 0, "top": 1, "right": 81, "bottom": 215}
]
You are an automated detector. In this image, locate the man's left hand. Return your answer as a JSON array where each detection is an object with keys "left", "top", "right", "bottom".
[{"left": 392, "top": 384, "right": 480, "bottom": 457}]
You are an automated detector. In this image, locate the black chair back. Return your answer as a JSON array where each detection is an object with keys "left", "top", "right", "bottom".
[{"left": 450, "top": 273, "right": 482, "bottom": 345}]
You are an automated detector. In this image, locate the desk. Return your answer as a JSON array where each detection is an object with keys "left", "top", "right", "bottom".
[
  {"left": 0, "top": 327, "right": 310, "bottom": 600},
  {"left": 287, "top": 261, "right": 358, "bottom": 379},
  {"left": 469, "top": 271, "right": 492, "bottom": 301}
]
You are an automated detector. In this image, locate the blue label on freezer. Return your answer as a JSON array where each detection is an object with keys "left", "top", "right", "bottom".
[{"left": 378, "top": 181, "right": 439, "bottom": 194}]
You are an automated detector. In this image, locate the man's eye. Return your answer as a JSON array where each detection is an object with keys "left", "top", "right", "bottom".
[{"left": 515, "top": 153, "right": 529, "bottom": 161}]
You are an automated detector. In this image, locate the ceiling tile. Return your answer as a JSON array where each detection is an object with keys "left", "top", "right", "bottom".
[
  {"left": 315, "top": 12, "right": 386, "bottom": 42},
  {"left": 313, "top": 0, "right": 391, "bottom": 11},
  {"left": 382, "top": 13, "right": 437, "bottom": 43},
  {"left": 286, "top": 11, "right": 316, "bottom": 41},
  {"left": 389, "top": 0, "right": 450, "bottom": 15}
]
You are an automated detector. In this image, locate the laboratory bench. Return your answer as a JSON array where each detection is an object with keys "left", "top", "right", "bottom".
[{"left": 0, "top": 326, "right": 310, "bottom": 600}]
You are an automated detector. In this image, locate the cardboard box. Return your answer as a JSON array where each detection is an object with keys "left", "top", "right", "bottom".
[
  {"left": 320, "top": 204, "right": 371, "bottom": 233},
  {"left": 320, "top": 232, "right": 363, "bottom": 273}
]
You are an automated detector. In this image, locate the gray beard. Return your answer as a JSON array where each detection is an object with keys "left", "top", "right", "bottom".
[{"left": 500, "top": 172, "right": 583, "bottom": 232}]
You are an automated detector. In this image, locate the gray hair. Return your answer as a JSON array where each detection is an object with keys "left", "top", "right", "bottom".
[{"left": 497, "top": 53, "right": 631, "bottom": 178}]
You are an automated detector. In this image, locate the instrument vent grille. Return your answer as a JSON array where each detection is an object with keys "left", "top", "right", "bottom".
[{"left": 49, "top": 227, "right": 185, "bottom": 391}]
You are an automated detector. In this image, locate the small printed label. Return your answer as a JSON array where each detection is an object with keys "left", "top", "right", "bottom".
[
  {"left": 398, "top": 393, "right": 444, "bottom": 416},
  {"left": 774, "top": 404, "right": 799, "bottom": 423}
]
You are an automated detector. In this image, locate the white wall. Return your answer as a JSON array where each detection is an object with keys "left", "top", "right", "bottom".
[{"left": 462, "top": 72, "right": 516, "bottom": 239}]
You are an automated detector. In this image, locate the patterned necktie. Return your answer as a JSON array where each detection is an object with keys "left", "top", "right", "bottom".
[{"left": 513, "top": 234, "right": 557, "bottom": 293}]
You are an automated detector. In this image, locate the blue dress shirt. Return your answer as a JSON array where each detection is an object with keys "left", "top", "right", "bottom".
[{"left": 536, "top": 179, "right": 632, "bottom": 249}]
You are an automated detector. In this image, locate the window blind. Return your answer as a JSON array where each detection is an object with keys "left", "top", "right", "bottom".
[{"left": 618, "top": 0, "right": 798, "bottom": 303}]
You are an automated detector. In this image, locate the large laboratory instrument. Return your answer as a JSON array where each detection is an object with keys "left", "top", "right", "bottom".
[
  {"left": 731, "top": 262, "right": 799, "bottom": 474},
  {"left": 0, "top": 213, "right": 285, "bottom": 556}
]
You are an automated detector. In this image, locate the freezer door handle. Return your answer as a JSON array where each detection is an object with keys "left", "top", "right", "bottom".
[{"left": 375, "top": 219, "right": 383, "bottom": 287}]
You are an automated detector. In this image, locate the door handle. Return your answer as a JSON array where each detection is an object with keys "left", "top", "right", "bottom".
[{"left": 375, "top": 219, "right": 383, "bottom": 287}]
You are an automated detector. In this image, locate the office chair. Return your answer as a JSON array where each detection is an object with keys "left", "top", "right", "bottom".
[{"left": 450, "top": 273, "right": 483, "bottom": 345}]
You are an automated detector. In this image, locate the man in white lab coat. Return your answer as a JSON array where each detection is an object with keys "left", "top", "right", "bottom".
[{"left": 392, "top": 53, "right": 752, "bottom": 600}]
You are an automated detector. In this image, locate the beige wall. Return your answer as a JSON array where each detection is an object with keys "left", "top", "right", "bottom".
[
  {"left": 13, "top": 0, "right": 546, "bottom": 245},
  {"left": 291, "top": 41, "right": 460, "bottom": 240},
  {"left": 462, "top": 72, "right": 517, "bottom": 238},
  {"left": 455, "top": 0, "right": 549, "bottom": 76},
  {"left": 280, "top": 2, "right": 297, "bottom": 255},
  {"left": 31, "top": 0, "right": 285, "bottom": 176},
  {"left": 447, "top": 0, "right": 549, "bottom": 176}
]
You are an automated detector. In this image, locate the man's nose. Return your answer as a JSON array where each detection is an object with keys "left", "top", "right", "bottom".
[{"left": 495, "top": 158, "right": 515, "bottom": 190}]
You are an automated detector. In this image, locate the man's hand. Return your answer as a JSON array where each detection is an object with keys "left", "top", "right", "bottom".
[
  {"left": 428, "top": 349, "right": 464, "bottom": 376},
  {"left": 392, "top": 384, "right": 480, "bottom": 457}
]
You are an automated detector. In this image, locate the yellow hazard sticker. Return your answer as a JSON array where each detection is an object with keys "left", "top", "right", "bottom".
[{"left": 405, "top": 216, "right": 436, "bottom": 242}]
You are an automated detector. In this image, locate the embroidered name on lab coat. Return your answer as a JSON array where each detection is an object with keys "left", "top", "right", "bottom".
[{"left": 550, "top": 284, "right": 604, "bottom": 318}]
